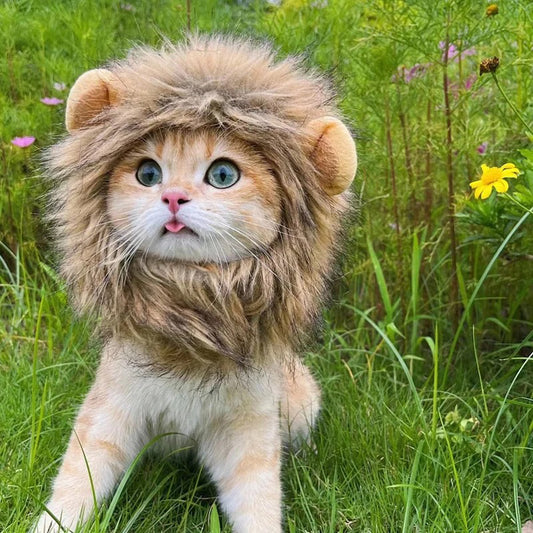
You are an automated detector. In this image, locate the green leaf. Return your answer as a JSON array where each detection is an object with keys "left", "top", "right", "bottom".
[{"left": 209, "top": 503, "right": 221, "bottom": 533}]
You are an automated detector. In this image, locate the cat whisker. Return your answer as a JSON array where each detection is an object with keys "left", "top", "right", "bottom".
[
  {"left": 217, "top": 214, "right": 303, "bottom": 240},
  {"left": 182, "top": 212, "right": 290, "bottom": 280},
  {"left": 213, "top": 226, "right": 295, "bottom": 297},
  {"left": 201, "top": 214, "right": 291, "bottom": 268},
  {"left": 204, "top": 204, "right": 304, "bottom": 239}
]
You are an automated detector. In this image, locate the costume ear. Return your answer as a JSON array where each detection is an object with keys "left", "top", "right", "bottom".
[
  {"left": 305, "top": 116, "right": 357, "bottom": 196},
  {"left": 65, "top": 69, "right": 123, "bottom": 132}
]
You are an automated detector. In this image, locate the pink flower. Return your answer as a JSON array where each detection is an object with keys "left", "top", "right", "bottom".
[
  {"left": 392, "top": 63, "right": 430, "bottom": 84},
  {"left": 405, "top": 63, "right": 430, "bottom": 82},
  {"left": 464, "top": 73, "right": 477, "bottom": 91},
  {"left": 447, "top": 73, "right": 478, "bottom": 99},
  {"left": 439, "top": 42, "right": 476, "bottom": 63},
  {"left": 477, "top": 142, "right": 488, "bottom": 155},
  {"left": 439, "top": 41, "right": 458, "bottom": 61},
  {"left": 53, "top": 82, "right": 67, "bottom": 91},
  {"left": 461, "top": 48, "right": 476, "bottom": 59},
  {"left": 11, "top": 136, "right": 35, "bottom": 148},
  {"left": 447, "top": 80, "right": 460, "bottom": 98},
  {"left": 40, "top": 97, "right": 64, "bottom": 106},
  {"left": 391, "top": 66, "right": 406, "bottom": 83}
]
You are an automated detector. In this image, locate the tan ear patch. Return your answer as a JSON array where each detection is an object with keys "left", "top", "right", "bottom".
[
  {"left": 305, "top": 116, "right": 357, "bottom": 196},
  {"left": 65, "top": 69, "right": 123, "bottom": 132}
]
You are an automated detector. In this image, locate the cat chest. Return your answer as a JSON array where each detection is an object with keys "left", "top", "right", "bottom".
[{"left": 101, "top": 340, "right": 281, "bottom": 446}]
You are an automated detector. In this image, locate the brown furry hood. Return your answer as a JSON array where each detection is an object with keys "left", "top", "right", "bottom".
[{"left": 45, "top": 35, "right": 352, "bottom": 373}]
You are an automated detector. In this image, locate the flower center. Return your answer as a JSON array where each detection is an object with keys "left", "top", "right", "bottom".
[{"left": 481, "top": 167, "right": 503, "bottom": 185}]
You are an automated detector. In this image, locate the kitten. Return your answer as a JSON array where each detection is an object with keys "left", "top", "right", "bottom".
[{"left": 33, "top": 36, "right": 357, "bottom": 533}]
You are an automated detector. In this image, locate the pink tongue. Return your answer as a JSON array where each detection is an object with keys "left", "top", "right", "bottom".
[{"left": 165, "top": 220, "right": 186, "bottom": 233}]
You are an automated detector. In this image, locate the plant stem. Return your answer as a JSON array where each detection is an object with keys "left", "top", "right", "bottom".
[
  {"left": 384, "top": 93, "right": 402, "bottom": 257},
  {"left": 384, "top": 91, "right": 406, "bottom": 322},
  {"left": 503, "top": 192, "right": 531, "bottom": 212},
  {"left": 443, "top": 22, "right": 460, "bottom": 330},
  {"left": 491, "top": 72, "right": 533, "bottom": 136},
  {"left": 396, "top": 84, "right": 416, "bottom": 225},
  {"left": 424, "top": 98, "right": 433, "bottom": 233}
]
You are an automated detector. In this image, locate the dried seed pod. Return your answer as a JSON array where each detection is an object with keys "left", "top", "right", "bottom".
[{"left": 479, "top": 56, "right": 499, "bottom": 75}]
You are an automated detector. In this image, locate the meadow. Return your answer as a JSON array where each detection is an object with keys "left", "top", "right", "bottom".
[{"left": 0, "top": 0, "right": 532, "bottom": 531}]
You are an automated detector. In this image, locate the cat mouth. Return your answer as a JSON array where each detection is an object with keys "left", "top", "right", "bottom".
[
  {"left": 162, "top": 220, "right": 197, "bottom": 237},
  {"left": 165, "top": 220, "right": 185, "bottom": 233}
]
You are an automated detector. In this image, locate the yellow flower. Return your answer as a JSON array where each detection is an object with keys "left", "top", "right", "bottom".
[{"left": 469, "top": 163, "right": 520, "bottom": 199}]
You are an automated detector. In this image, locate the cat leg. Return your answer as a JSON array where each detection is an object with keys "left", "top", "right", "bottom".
[
  {"left": 198, "top": 393, "right": 282, "bottom": 533},
  {"left": 280, "top": 358, "right": 321, "bottom": 448},
  {"left": 32, "top": 358, "right": 146, "bottom": 533}
]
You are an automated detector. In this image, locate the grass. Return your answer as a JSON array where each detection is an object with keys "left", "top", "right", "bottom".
[
  {"left": 2, "top": 250, "right": 531, "bottom": 532},
  {"left": 1, "top": 0, "right": 532, "bottom": 531}
]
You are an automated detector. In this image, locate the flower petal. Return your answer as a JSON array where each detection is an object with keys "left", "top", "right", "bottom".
[
  {"left": 493, "top": 179, "right": 509, "bottom": 193},
  {"left": 481, "top": 164, "right": 490, "bottom": 173},
  {"left": 500, "top": 163, "right": 517, "bottom": 170},
  {"left": 481, "top": 185, "right": 492, "bottom": 199},
  {"left": 470, "top": 180, "right": 483, "bottom": 188},
  {"left": 501, "top": 170, "right": 519, "bottom": 178},
  {"left": 11, "top": 136, "right": 35, "bottom": 148},
  {"left": 474, "top": 186, "right": 483, "bottom": 199},
  {"left": 40, "top": 97, "right": 64, "bottom": 106}
]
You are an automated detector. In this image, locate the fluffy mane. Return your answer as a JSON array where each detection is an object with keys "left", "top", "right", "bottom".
[{"left": 45, "top": 35, "right": 350, "bottom": 375}]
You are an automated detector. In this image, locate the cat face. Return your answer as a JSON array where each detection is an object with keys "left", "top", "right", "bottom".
[{"left": 107, "top": 130, "right": 282, "bottom": 263}]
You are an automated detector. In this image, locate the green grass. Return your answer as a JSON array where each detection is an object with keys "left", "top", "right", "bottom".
[
  {"left": 1, "top": 0, "right": 532, "bottom": 531},
  {"left": 2, "top": 250, "right": 531, "bottom": 531}
]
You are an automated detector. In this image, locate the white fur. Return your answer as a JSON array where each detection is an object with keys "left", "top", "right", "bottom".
[{"left": 32, "top": 338, "right": 319, "bottom": 533}]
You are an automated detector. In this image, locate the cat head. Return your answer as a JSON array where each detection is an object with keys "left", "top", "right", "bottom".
[
  {"left": 46, "top": 36, "right": 357, "bottom": 325},
  {"left": 106, "top": 129, "right": 282, "bottom": 263}
]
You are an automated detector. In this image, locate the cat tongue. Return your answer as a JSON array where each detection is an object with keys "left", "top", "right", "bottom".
[{"left": 165, "top": 220, "right": 186, "bottom": 233}]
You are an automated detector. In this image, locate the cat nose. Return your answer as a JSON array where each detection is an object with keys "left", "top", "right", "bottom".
[{"left": 161, "top": 190, "right": 190, "bottom": 214}]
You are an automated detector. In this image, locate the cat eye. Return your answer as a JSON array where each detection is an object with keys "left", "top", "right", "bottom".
[
  {"left": 136, "top": 160, "right": 163, "bottom": 187},
  {"left": 205, "top": 159, "right": 240, "bottom": 189}
]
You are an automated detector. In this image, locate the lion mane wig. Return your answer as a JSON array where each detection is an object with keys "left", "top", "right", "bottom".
[{"left": 46, "top": 35, "right": 357, "bottom": 376}]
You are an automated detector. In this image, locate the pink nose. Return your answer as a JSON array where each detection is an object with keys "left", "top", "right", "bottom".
[{"left": 161, "top": 190, "right": 190, "bottom": 214}]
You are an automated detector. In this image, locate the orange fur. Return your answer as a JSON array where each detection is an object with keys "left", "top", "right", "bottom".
[{"left": 35, "top": 35, "right": 356, "bottom": 533}]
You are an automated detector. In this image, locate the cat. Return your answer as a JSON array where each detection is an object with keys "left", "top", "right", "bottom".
[{"left": 33, "top": 35, "right": 357, "bottom": 533}]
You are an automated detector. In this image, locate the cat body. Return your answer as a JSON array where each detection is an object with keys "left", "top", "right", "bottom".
[
  {"left": 33, "top": 36, "right": 357, "bottom": 533},
  {"left": 35, "top": 337, "right": 318, "bottom": 533}
]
